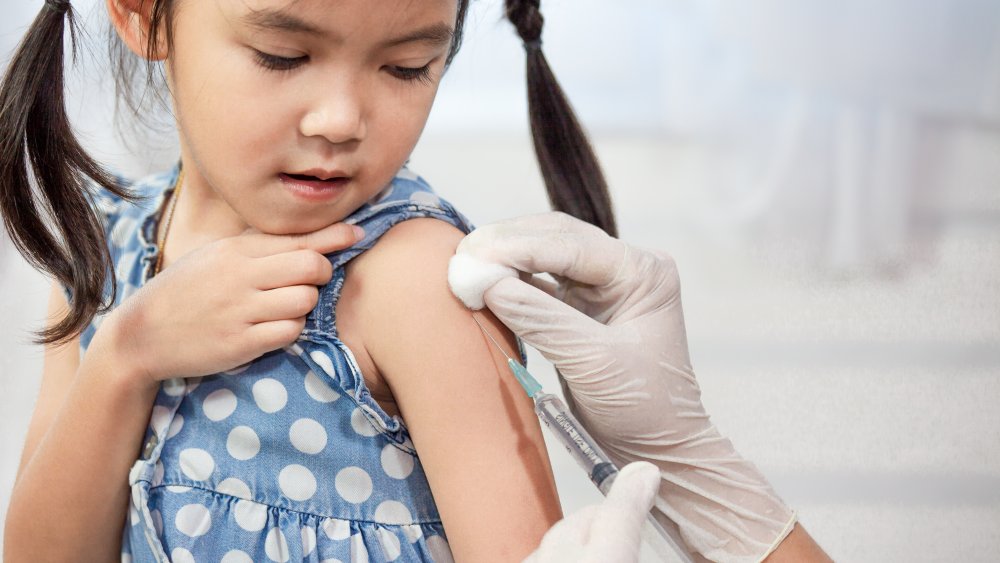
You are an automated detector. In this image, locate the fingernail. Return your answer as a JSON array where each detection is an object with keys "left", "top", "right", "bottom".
[{"left": 352, "top": 226, "right": 365, "bottom": 240}]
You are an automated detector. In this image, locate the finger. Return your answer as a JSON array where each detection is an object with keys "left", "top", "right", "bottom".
[
  {"left": 456, "top": 212, "right": 628, "bottom": 287},
  {"left": 238, "top": 222, "right": 363, "bottom": 258},
  {"left": 245, "top": 317, "right": 307, "bottom": 352},
  {"left": 247, "top": 286, "right": 320, "bottom": 323},
  {"left": 585, "top": 462, "right": 661, "bottom": 561},
  {"left": 483, "top": 277, "right": 606, "bottom": 371},
  {"left": 530, "top": 504, "right": 601, "bottom": 563},
  {"left": 524, "top": 272, "right": 559, "bottom": 299},
  {"left": 251, "top": 249, "right": 333, "bottom": 290}
]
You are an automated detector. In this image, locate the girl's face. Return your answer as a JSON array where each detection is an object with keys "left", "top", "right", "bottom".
[{"left": 165, "top": 0, "right": 458, "bottom": 235}]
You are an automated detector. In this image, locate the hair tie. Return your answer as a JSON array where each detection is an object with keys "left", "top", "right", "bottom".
[
  {"left": 522, "top": 38, "right": 543, "bottom": 53},
  {"left": 44, "top": 0, "right": 70, "bottom": 13}
]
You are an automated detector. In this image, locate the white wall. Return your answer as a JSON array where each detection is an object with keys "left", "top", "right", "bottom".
[{"left": 2, "top": 1, "right": 999, "bottom": 561}]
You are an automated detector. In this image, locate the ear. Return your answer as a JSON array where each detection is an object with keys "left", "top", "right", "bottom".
[{"left": 107, "top": 0, "right": 168, "bottom": 60}]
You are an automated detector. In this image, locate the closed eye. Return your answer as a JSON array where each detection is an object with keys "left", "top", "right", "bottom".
[
  {"left": 253, "top": 49, "right": 308, "bottom": 72},
  {"left": 386, "top": 64, "right": 433, "bottom": 85}
]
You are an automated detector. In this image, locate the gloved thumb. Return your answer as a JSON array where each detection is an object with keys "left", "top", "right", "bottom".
[
  {"left": 584, "top": 462, "right": 661, "bottom": 563},
  {"left": 483, "top": 276, "right": 606, "bottom": 373}
]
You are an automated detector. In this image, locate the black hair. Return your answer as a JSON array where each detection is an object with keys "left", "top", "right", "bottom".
[
  {"left": 0, "top": 0, "right": 615, "bottom": 347},
  {"left": 0, "top": 2, "right": 136, "bottom": 347},
  {"left": 504, "top": 0, "right": 618, "bottom": 238}
]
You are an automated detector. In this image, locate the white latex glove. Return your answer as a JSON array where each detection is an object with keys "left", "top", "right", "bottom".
[
  {"left": 524, "top": 462, "right": 660, "bottom": 563},
  {"left": 452, "top": 212, "right": 797, "bottom": 563}
]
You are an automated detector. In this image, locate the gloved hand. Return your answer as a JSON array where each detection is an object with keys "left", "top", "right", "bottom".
[
  {"left": 523, "top": 462, "right": 660, "bottom": 563},
  {"left": 452, "top": 212, "right": 797, "bottom": 563}
]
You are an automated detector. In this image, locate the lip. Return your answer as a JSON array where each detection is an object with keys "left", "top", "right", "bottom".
[{"left": 279, "top": 172, "right": 351, "bottom": 202}]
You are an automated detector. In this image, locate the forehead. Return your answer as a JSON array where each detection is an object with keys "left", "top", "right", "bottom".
[{"left": 222, "top": 0, "right": 460, "bottom": 39}]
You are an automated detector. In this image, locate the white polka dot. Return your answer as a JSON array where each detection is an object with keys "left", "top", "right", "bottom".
[
  {"left": 265, "top": 527, "right": 290, "bottom": 562},
  {"left": 111, "top": 215, "right": 137, "bottom": 247},
  {"left": 234, "top": 500, "right": 268, "bottom": 531},
  {"left": 170, "top": 547, "right": 195, "bottom": 563},
  {"left": 166, "top": 485, "right": 192, "bottom": 493},
  {"left": 122, "top": 553, "right": 132, "bottom": 563},
  {"left": 403, "top": 524, "right": 423, "bottom": 543},
  {"left": 203, "top": 388, "right": 238, "bottom": 421},
  {"left": 227, "top": 425, "right": 261, "bottom": 461},
  {"left": 150, "top": 406, "right": 171, "bottom": 435},
  {"left": 350, "top": 407, "right": 379, "bottom": 437},
  {"left": 350, "top": 533, "right": 370, "bottom": 563},
  {"left": 301, "top": 526, "right": 317, "bottom": 556},
  {"left": 253, "top": 378, "right": 288, "bottom": 413},
  {"left": 116, "top": 255, "right": 134, "bottom": 278},
  {"left": 304, "top": 369, "right": 340, "bottom": 403},
  {"left": 335, "top": 466, "right": 372, "bottom": 504},
  {"left": 163, "top": 378, "right": 186, "bottom": 396},
  {"left": 322, "top": 518, "right": 351, "bottom": 541},
  {"left": 167, "top": 414, "right": 184, "bottom": 439},
  {"left": 374, "top": 501, "right": 412, "bottom": 525},
  {"left": 426, "top": 535, "right": 454, "bottom": 563},
  {"left": 381, "top": 445, "right": 415, "bottom": 479},
  {"left": 278, "top": 464, "right": 317, "bottom": 501},
  {"left": 175, "top": 503, "right": 212, "bottom": 537},
  {"left": 129, "top": 505, "right": 139, "bottom": 525},
  {"left": 410, "top": 191, "right": 440, "bottom": 207},
  {"left": 320, "top": 559, "right": 344, "bottom": 563},
  {"left": 378, "top": 528, "right": 402, "bottom": 561},
  {"left": 221, "top": 550, "right": 254, "bottom": 563},
  {"left": 309, "top": 350, "right": 336, "bottom": 375},
  {"left": 179, "top": 448, "right": 214, "bottom": 481},
  {"left": 216, "top": 477, "right": 251, "bottom": 499},
  {"left": 289, "top": 418, "right": 327, "bottom": 454}
]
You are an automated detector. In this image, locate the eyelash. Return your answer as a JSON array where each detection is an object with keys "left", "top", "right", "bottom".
[
  {"left": 386, "top": 64, "right": 434, "bottom": 85},
  {"left": 252, "top": 49, "right": 434, "bottom": 85},
  {"left": 253, "top": 50, "right": 307, "bottom": 72}
]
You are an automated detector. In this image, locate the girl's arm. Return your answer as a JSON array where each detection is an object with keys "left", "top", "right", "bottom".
[
  {"left": 4, "top": 281, "right": 159, "bottom": 562},
  {"left": 350, "top": 218, "right": 563, "bottom": 562}
]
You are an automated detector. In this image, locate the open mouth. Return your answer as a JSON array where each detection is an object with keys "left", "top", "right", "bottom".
[
  {"left": 284, "top": 173, "right": 345, "bottom": 182},
  {"left": 279, "top": 172, "right": 351, "bottom": 201}
]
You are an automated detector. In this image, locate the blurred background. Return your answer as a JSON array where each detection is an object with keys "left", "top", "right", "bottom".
[{"left": 2, "top": 0, "right": 999, "bottom": 560}]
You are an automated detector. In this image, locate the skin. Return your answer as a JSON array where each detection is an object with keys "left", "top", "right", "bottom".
[{"left": 13, "top": 0, "right": 560, "bottom": 560}]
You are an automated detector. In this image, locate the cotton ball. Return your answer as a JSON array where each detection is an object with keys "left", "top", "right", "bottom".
[{"left": 448, "top": 253, "right": 518, "bottom": 310}]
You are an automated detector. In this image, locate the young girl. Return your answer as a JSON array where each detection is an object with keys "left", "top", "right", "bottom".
[{"left": 1, "top": 0, "right": 617, "bottom": 561}]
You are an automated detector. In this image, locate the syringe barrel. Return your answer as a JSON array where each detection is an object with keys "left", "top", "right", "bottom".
[{"left": 533, "top": 393, "right": 619, "bottom": 493}]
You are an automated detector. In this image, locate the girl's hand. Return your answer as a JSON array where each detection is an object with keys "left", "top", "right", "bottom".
[{"left": 105, "top": 222, "right": 363, "bottom": 384}]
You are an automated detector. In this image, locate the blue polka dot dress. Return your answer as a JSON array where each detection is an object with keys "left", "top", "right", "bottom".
[{"left": 67, "top": 163, "right": 528, "bottom": 563}]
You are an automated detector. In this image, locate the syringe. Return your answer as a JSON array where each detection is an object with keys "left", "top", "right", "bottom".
[{"left": 472, "top": 314, "right": 695, "bottom": 562}]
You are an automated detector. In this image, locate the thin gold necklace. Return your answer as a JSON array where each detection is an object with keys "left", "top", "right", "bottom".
[{"left": 155, "top": 168, "right": 185, "bottom": 276}]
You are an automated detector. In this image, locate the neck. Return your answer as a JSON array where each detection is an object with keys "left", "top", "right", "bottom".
[{"left": 172, "top": 160, "right": 249, "bottom": 243}]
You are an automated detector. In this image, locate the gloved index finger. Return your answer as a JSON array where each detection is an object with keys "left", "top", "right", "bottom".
[
  {"left": 456, "top": 212, "right": 629, "bottom": 288},
  {"left": 237, "top": 222, "right": 363, "bottom": 258}
]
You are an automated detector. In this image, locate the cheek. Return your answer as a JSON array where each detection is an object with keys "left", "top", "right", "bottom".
[{"left": 173, "top": 49, "right": 291, "bottom": 156}]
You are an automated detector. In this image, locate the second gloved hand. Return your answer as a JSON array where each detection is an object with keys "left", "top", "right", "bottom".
[{"left": 452, "top": 212, "right": 796, "bottom": 562}]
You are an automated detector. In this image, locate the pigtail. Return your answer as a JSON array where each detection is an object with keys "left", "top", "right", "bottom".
[
  {"left": 505, "top": 0, "right": 618, "bottom": 238},
  {"left": 0, "top": 0, "right": 136, "bottom": 346}
]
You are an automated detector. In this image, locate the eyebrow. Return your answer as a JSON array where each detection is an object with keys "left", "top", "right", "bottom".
[{"left": 241, "top": 9, "right": 454, "bottom": 48}]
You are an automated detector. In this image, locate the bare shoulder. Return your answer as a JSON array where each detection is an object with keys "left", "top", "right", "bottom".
[
  {"left": 335, "top": 218, "right": 470, "bottom": 415},
  {"left": 343, "top": 218, "right": 561, "bottom": 559},
  {"left": 351, "top": 217, "right": 466, "bottom": 283},
  {"left": 343, "top": 217, "right": 469, "bottom": 326}
]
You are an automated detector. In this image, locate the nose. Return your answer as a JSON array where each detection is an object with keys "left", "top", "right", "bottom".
[{"left": 299, "top": 84, "right": 367, "bottom": 144}]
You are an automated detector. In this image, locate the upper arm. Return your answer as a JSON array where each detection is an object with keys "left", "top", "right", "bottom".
[
  {"left": 353, "top": 218, "right": 562, "bottom": 561},
  {"left": 15, "top": 281, "right": 81, "bottom": 481}
]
